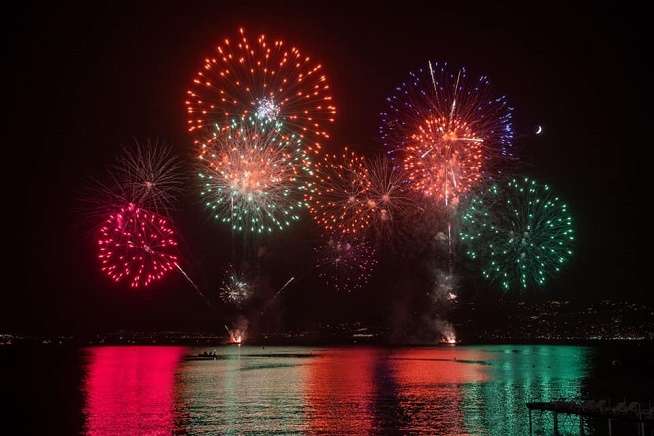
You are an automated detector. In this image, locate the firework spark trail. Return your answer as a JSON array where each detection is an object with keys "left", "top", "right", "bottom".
[
  {"left": 428, "top": 60, "right": 438, "bottom": 95},
  {"left": 276, "top": 276, "right": 295, "bottom": 295},
  {"left": 174, "top": 262, "right": 213, "bottom": 306},
  {"left": 186, "top": 27, "right": 336, "bottom": 154},
  {"left": 260, "top": 276, "right": 295, "bottom": 315},
  {"left": 198, "top": 117, "right": 311, "bottom": 233}
]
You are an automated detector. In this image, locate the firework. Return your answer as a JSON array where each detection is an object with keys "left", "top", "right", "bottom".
[
  {"left": 198, "top": 117, "right": 311, "bottom": 233},
  {"left": 459, "top": 177, "right": 575, "bottom": 290},
  {"left": 97, "top": 203, "right": 179, "bottom": 288},
  {"left": 380, "top": 61, "right": 513, "bottom": 206},
  {"left": 441, "top": 328, "right": 457, "bottom": 345},
  {"left": 186, "top": 27, "right": 336, "bottom": 154},
  {"left": 84, "top": 141, "right": 183, "bottom": 221},
  {"left": 219, "top": 265, "right": 253, "bottom": 306},
  {"left": 111, "top": 141, "right": 184, "bottom": 213},
  {"left": 315, "top": 237, "right": 378, "bottom": 292},
  {"left": 225, "top": 325, "right": 246, "bottom": 345},
  {"left": 306, "top": 148, "right": 374, "bottom": 236},
  {"left": 259, "top": 276, "right": 295, "bottom": 316},
  {"left": 430, "top": 269, "right": 458, "bottom": 303},
  {"left": 364, "top": 156, "right": 414, "bottom": 232}
]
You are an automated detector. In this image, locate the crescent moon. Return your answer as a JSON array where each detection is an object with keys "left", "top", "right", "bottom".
[{"left": 535, "top": 125, "right": 543, "bottom": 135}]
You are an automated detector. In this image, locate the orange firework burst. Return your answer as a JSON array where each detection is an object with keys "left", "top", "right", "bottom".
[
  {"left": 186, "top": 27, "right": 336, "bottom": 154},
  {"left": 404, "top": 115, "right": 483, "bottom": 206},
  {"left": 197, "top": 117, "right": 311, "bottom": 233},
  {"left": 306, "top": 148, "right": 374, "bottom": 236},
  {"left": 364, "top": 156, "right": 415, "bottom": 231}
]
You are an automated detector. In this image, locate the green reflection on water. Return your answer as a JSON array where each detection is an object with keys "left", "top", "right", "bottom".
[{"left": 462, "top": 345, "right": 590, "bottom": 435}]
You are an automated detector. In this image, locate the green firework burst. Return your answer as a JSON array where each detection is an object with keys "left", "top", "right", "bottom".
[{"left": 459, "top": 177, "right": 574, "bottom": 290}]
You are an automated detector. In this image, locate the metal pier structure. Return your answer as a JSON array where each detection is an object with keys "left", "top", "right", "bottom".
[{"left": 527, "top": 399, "right": 654, "bottom": 435}]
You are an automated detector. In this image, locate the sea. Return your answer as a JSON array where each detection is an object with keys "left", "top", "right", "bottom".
[{"left": 3, "top": 344, "right": 653, "bottom": 435}]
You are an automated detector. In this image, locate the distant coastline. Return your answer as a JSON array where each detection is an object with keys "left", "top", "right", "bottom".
[{"left": 2, "top": 331, "right": 653, "bottom": 347}]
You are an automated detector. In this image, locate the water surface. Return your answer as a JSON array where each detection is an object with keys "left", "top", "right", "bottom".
[{"left": 5, "top": 344, "right": 653, "bottom": 435}]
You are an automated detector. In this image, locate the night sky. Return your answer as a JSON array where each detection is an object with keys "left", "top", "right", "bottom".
[{"left": 4, "top": 2, "right": 645, "bottom": 335}]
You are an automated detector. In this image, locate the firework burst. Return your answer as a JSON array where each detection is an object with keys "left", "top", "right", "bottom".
[
  {"left": 186, "top": 27, "right": 336, "bottom": 154},
  {"left": 198, "top": 117, "right": 311, "bottom": 233},
  {"left": 219, "top": 264, "right": 253, "bottom": 306},
  {"left": 364, "top": 156, "right": 415, "bottom": 233},
  {"left": 305, "top": 148, "right": 374, "bottom": 236},
  {"left": 459, "top": 177, "right": 575, "bottom": 290},
  {"left": 112, "top": 141, "right": 184, "bottom": 213},
  {"left": 97, "top": 203, "right": 179, "bottom": 288},
  {"left": 315, "top": 237, "right": 378, "bottom": 292},
  {"left": 84, "top": 141, "right": 183, "bottom": 221},
  {"left": 380, "top": 61, "right": 513, "bottom": 206}
]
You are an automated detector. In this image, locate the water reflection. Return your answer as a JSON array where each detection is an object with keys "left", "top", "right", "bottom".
[
  {"left": 81, "top": 345, "right": 590, "bottom": 435},
  {"left": 175, "top": 347, "right": 310, "bottom": 433},
  {"left": 83, "top": 346, "right": 185, "bottom": 436},
  {"left": 461, "top": 346, "right": 589, "bottom": 435},
  {"left": 390, "top": 348, "right": 490, "bottom": 434},
  {"left": 305, "top": 348, "right": 377, "bottom": 433}
]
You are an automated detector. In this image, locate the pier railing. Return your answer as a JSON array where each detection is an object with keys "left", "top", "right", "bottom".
[{"left": 527, "top": 399, "right": 653, "bottom": 435}]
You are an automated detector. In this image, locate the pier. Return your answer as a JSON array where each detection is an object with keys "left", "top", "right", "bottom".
[{"left": 527, "top": 400, "right": 654, "bottom": 435}]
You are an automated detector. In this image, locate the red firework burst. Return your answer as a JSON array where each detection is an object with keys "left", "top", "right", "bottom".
[
  {"left": 404, "top": 115, "right": 483, "bottom": 206},
  {"left": 97, "top": 203, "right": 179, "bottom": 288},
  {"left": 305, "top": 148, "right": 374, "bottom": 236},
  {"left": 186, "top": 27, "right": 336, "bottom": 154}
]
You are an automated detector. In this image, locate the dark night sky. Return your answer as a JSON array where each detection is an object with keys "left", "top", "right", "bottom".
[{"left": 3, "top": 2, "right": 646, "bottom": 335}]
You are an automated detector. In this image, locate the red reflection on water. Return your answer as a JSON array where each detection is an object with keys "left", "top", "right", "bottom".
[
  {"left": 390, "top": 348, "right": 491, "bottom": 434},
  {"left": 391, "top": 348, "right": 490, "bottom": 384},
  {"left": 305, "top": 348, "right": 379, "bottom": 434},
  {"left": 83, "top": 346, "right": 185, "bottom": 436},
  {"left": 305, "top": 348, "right": 491, "bottom": 434}
]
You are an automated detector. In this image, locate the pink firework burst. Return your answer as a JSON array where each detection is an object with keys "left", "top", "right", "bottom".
[
  {"left": 315, "top": 237, "right": 378, "bottom": 292},
  {"left": 97, "top": 203, "right": 179, "bottom": 288}
]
